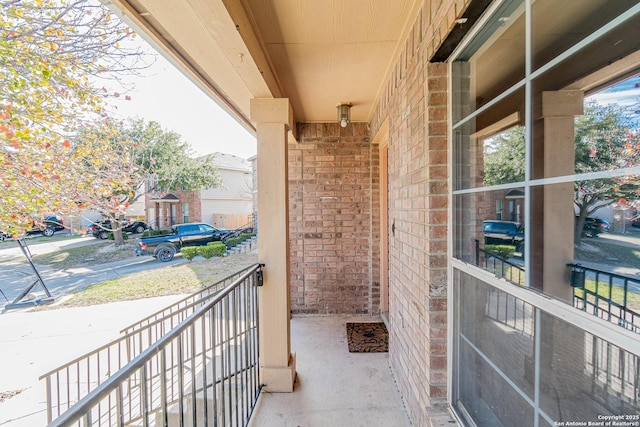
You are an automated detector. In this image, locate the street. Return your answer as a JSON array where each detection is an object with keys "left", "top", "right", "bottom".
[{"left": 0, "top": 236, "right": 186, "bottom": 310}]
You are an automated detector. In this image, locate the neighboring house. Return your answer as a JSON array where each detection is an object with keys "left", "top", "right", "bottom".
[
  {"left": 248, "top": 154, "right": 258, "bottom": 232},
  {"left": 145, "top": 152, "right": 253, "bottom": 230}
]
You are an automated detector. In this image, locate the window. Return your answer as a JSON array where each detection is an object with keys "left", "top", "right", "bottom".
[
  {"left": 450, "top": 0, "right": 640, "bottom": 424},
  {"left": 183, "top": 203, "right": 189, "bottom": 223}
]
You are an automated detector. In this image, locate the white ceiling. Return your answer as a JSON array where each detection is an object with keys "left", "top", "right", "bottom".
[{"left": 102, "top": 0, "right": 422, "bottom": 134}]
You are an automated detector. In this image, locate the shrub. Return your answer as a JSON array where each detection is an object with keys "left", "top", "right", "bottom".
[
  {"left": 484, "top": 244, "right": 515, "bottom": 260},
  {"left": 224, "top": 237, "right": 244, "bottom": 248},
  {"left": 239, "top": 233, "right": 256, "bottom": 240},
  {"left": 205, "top": 242, "right": 227, "bottom": 257},
  {"left": 107, "top": 231, "right": 128, "bottom": 240},
  {"left": 181, "top": 246, "right": 199, "bottom": 261}
]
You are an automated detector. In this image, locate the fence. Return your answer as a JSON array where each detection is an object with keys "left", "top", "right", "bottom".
[{"left": 44, "top": 264, "right": 263, "bottom": 426}]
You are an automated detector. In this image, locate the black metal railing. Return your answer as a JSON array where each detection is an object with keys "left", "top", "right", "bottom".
[
  {"left": 485, "top": 287, "right": 535, "bottom": 337},
  {"left": 44, "top": 264, "right": 262, "bottom": 426},
  {"left": 474, "top": 239, "right": 525, "bottom": 286},
  {"left": 568, "top": 263, "right": 640, "bottom": 333},
  {"left": 121, "top": 265, "right": 257, "bottom": 335}
]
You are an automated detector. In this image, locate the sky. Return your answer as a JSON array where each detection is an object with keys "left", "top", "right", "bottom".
[
  {"left": 588, "top": 75, "right": 640, "bottom": 122},
  {"left": 102, "top": 48, "right": 257, "bottom": 160}
]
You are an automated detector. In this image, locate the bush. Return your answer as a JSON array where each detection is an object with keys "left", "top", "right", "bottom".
[
  {"left": 484, "top": 244, "right": 515, "bottom": 260},
  {"left": 107, "top": 231, "right": 128, "bottom": 240},
  {"left": 181, "top": 246, "right": 199, "bottom": 261},
  {"left": 224, "top": 237, "right": 244, "bottom": 248},
  {"left": 240, "top": 233, "right": 256, "bottom": 240},
  {"left": 205, "top": 242, "right": 227, "bottom": 258}
]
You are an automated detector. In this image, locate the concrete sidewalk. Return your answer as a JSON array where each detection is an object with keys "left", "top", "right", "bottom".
[{"left": 0, "top": 296, "right": 186, "bottom": 426}]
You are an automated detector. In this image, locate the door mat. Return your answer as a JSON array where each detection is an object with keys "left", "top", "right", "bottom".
[{"left": 346, "top": 322, "right": 389, "bottom": 353}]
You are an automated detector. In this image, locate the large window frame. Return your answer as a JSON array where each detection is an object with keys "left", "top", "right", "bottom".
[{"left": 447, "top": 1, "right": 640, "bottom": 425}]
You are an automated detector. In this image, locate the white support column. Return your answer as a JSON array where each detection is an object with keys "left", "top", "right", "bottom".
[
  {"left": 250, "top": 98, "right": 296, "bottom": 392},
  {"left": 542, "top": 90, "right": 584, "bottom": 301}
]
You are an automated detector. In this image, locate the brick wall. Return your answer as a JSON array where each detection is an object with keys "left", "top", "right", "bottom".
[
  {"left": 368, "top": 0, "right": 471, "bottom": 425},
  {"left": 289, "top": 122, "right": 379, "bottom": 315}
]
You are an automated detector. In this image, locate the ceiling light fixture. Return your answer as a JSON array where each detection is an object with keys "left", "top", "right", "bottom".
[{"left": 337, "top": 103, "right": 352, "bottom": 128}]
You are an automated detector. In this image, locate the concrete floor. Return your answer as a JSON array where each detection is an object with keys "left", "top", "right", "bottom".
[{"left": 248, "top": 316, "right": 412, "bottom": 427}]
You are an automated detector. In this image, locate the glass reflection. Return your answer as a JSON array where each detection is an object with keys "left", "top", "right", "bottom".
[
  {"left": 455, "top": 271, "right": 536, "bottom": 426},
  {"left": 572, "top": 182, "right": 640, "bottom": 332},
  {"left": 532, "top": 74, "right": 640, "bottom": 180},
  {"left": 451, "top": 0, "right": 525, "bottom": 124},
  {"left": 539, "top": 314, "right": 640, "bottom": 422},
  {"left": 453, "top": 88, "right": 526, "bottom": 191},
  {"left": 454, "top": 191, "right": 526, "bottom": 286},
  {"left": 532, "top": 0, "right": 639, "bottom": 72},
  {"left": 483, "top": 126, "right": 525, "bottom": 186}
]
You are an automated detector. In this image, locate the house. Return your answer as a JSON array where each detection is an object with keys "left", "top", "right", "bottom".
[
  {"left": 145, "top": 152, "right": 253, "bottom": 230},
  {"left": 62, "top": 1, "right": 639, "bottom": 425}
]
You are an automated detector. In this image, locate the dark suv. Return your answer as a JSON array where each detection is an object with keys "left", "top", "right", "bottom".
[
  {"left": 27, "top": 216, "right": 65, "bottom": 237},
  {"left": 482, "top": 220, "right": 524, "bottom": 252},
  {"left": 581, "top": 217, "right": 610, "bottom": 237},
  {"left": 89, "top": 220, "right": 148, "bottom": 239}
]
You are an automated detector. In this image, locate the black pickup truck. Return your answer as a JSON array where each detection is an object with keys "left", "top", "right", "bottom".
[
  {"left": 482, "top": 220, "right": 525, "bottom": 253},
  {"left": 135, "top": 223, "right": 239, "bottom": 262}
]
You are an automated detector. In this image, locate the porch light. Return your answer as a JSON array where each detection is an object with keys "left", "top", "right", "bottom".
[{"left": 337, "top": 103, "right": 351, "bottom": 127}]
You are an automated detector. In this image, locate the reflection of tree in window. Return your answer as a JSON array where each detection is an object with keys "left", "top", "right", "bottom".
[
  {"left": 574, "top": 101, "right": 640, "bottom": 243},
  {"left": 483, "top": 126, "right": 525, "bottom": 186}
]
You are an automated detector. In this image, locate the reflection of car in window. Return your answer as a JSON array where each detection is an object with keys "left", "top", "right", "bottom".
[
  {"left": 482, "top": 220, "right": 524, "bottom": 253},
  {"left": 581, "top": 217, "right": 610, "bottom": 237}
]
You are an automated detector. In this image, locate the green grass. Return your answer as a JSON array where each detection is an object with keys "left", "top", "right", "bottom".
[
  {"left": 32, "top": 241, "right": 136, "bottom": 268},
  {"left": 574, "top": 237, "right": 640, "bottom": 269},
  {"left": 52, "top": 251, "right": 258, "bottom": 308},
  {"left": 575, "top": 278, "right": 640, "bottom": 308}
]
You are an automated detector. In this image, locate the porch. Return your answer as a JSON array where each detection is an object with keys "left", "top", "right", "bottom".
[{"left": 248, "top": 316, "right": 411, "bottom": 427}]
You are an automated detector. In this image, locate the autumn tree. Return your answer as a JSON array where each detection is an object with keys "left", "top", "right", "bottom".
[
  {"left": 573, "top": 101, "right": 640, "bottom": 242},
  {"left": 0, "top": 0, "right": 153, "bottom": 236},
  {"left": 482, "top": 101, "right": 640, "bottom": 242},
  {"left": 74, "top": 118, "right": 221, "bottom": 244}
]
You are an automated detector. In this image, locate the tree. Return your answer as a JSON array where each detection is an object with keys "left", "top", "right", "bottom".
[
  {"left": 483, "top": 126, "right": 525, "bottom": 186},
  {"left": 0, "top": 0, "right": 153, "bottom": 236},
  {"left": 573, "top": 102, "right": 640, "bottom": 242},
  {"left": 74, "top": 118, "right": 221, "bottom": 245},
  {"left": 482, "top": 101, "right": 640, "bottom": 243}
]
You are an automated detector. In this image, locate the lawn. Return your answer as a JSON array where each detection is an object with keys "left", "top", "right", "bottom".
[
  {"left": 51, "top": 250, "right": 258, "bottom": 308},
  {"left": 574, "top": 237, "right": 640, "bottom": 269},
  {"left": 32, "top": 241, "right": 137, "bottom": 268}
]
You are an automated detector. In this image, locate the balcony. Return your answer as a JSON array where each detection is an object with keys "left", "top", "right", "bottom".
[{"left": 34, "top": 265, "right": 410, "bottom": 426}]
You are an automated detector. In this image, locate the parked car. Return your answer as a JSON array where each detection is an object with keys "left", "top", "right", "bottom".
[
  {"left": 26, "top": 216, "right": 65, "bottom": 237},
  {"left": 482, "top": 220, "right": 524, "bottom": 253},
  {"left": 122, "top": 221, "right": 148, "bottom": 234},
  {"left": 89, "top": 220, "right": 149, "bottom": 239},
  {"left": 581, "top": 217, "right": 610, "bottom": 237},
  {"left": 136, "top": 223, "right": 237, "bottom": 262}
]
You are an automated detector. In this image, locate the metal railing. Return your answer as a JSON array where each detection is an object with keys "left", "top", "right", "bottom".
[
  {"left": 120, "top": 265, "right": 256, "bottom": 335},
  {"left": 43, "top": 264, "right": 262, "bottom": 426},
  {"left": 568, "top": 263, "right": 640, "bottom": 333},
  {"left": 485, "top": 287, "right": 535, "bottom": 337},
  {"left": 474, "top": 239, "right": 525, "bottom": 286}
]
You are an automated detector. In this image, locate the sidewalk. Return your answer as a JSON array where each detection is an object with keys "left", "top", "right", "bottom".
[{"left": 0, "top": 296, "right": 186, "bottom": 426}]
